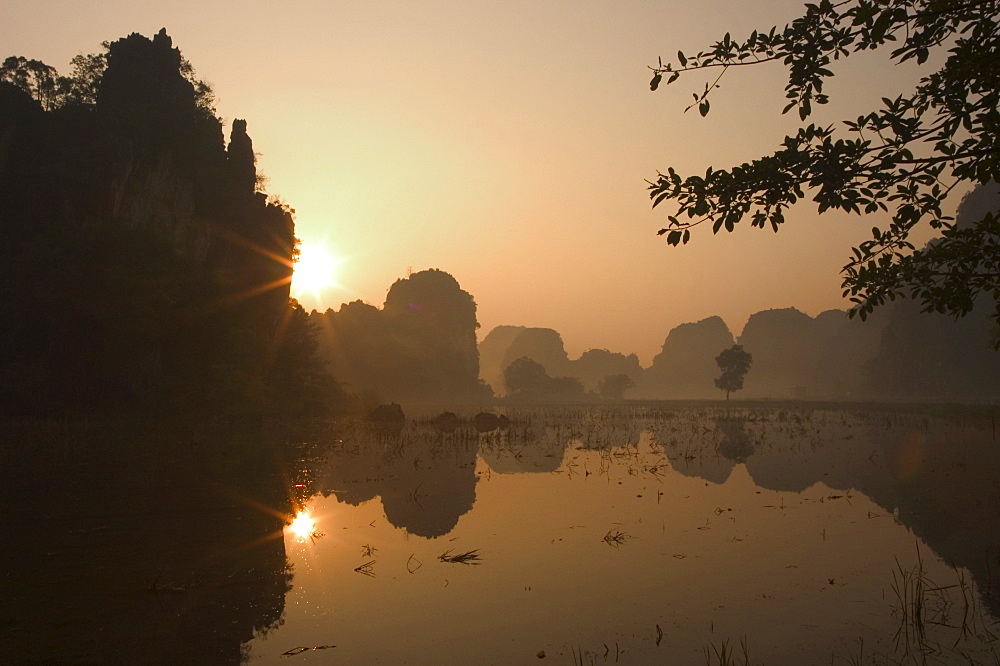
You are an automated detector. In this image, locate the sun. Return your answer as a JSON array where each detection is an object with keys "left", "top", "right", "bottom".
[{"left": 291, "top": 241, "right": 343, "bottom": 301}]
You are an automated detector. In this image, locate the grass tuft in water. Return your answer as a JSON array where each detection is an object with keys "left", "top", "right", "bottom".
[
  {"left": 603, "top": 528, "right": 632, "bottom": 547},
  {"left": 702, "top": 636, "right": 750, "bottom": 665},
  {"left": 438, "top": 549, "right": 482, "bottom": 564},
  {"left": 353, "top": 560, "right": 376, "bottom": 577}
]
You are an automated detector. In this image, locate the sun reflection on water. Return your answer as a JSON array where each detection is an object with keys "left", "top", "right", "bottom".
[{"left": 288, "top": 511, "right": 317, "bottom": 542}]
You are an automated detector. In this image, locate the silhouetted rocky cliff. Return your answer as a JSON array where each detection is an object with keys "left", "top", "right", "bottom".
[{"left": 0, "top": 30, "right": 323, "bottom": 415}]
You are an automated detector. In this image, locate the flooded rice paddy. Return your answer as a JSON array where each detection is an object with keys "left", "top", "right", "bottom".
[{"left": 5, "top": 405, "right": 1000, "bottom": 664}]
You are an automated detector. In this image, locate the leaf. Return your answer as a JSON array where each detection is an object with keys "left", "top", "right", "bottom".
[
  {"left": 678, "top": 50, "right": 687, "bottom": 67},
  {"left": 871, "top": 10, "right": 893, "bottom": 41},
  {"left": 649, "top": 73, "right": 662, "bottom": 91},
  {"left": 699, "top": 100, "right": 710, "bottom": 117}
]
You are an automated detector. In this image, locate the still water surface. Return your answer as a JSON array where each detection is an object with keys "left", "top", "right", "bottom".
[
  {"left": 245, "top": 406, "right": 1000, "bottom": 664},
  {"left": 4, "top": 406, "right": 999, "bottom": 664}
]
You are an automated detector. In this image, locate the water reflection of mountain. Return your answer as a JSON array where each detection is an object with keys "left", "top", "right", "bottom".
[
  {"left": 318, "top": 423, "right": 479, "bottom": 538},
  {"left": 1, "top": 423, "right": 297, "bottom": 664},
  {"left": 655, "top": 409, "right": 1000, "bottom": 617},
  {"left": 327, "top": 406, "right": 1000, "bottom": 620}
]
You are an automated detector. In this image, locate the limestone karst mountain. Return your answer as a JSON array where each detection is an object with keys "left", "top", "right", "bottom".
[
  {"left": 313, "top": 269, "right": 491, "bottom": 403},
  {"left": 636, "top": 316, "right": 735, "bottom": 399}
]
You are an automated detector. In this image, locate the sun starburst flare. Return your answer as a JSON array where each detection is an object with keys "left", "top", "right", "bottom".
[{"left": 291, "top": 241, "right": 344, "bottom": 302}]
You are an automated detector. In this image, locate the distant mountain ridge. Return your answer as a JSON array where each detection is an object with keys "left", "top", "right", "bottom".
[{"left": 481, "top": 301, "right": 999, "bottom": 400}]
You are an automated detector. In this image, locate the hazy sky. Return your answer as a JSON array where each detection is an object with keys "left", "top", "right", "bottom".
[{"left": 3, "top": 0, "right": 951, "bottom": 364}]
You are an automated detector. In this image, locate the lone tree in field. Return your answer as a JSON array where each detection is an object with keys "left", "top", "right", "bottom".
[
  {"left": 647, "top": 0, "right": 1000, "bottom": 346},
  {"left": 714, "top": 345, "right": 752, "bottom": 400},
  {"left": 504, "top": 357, "right": 550, "bottom": 394},
  {"left": 597, "top": 373, "right": 635, "bottom": 400}
]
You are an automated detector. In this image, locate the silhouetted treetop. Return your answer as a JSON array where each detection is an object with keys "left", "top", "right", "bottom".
[
  {"left": 0, "top": 56, "right": 66, "bottom": 110},
  {"left": 505, "top": 357, "right": 550, "bottom": 394},
  {"left": 1, "top": 29, "right": 214, "bottom": 115}
]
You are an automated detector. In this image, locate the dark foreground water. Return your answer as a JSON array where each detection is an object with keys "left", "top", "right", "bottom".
[{"left": 4, "top": 406, "right": 999, "bottom": 664}]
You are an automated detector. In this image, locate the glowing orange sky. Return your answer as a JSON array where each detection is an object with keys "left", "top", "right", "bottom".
[{"left": 3, "top": 0, "right": 952, "bottom": 364}]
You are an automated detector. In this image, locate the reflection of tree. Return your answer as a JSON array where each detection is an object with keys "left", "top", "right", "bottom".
[
  {"left": 318, "top": 422, "right": 480, "bottom": 538},
  {"left": 574, "top": 412, "right": 642, "bottom": 451},
  {"left": 0, "top": 422, "right": 297, "bottom": 664},
  {"left": 479, "top": 424, "right": 568, "bottom": 474},
  {"left": 645, "top": 412, "right": 735, "bottom": 484},
  {"left": 715, "top": 417, "right": 754, "bottom": 463}
]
